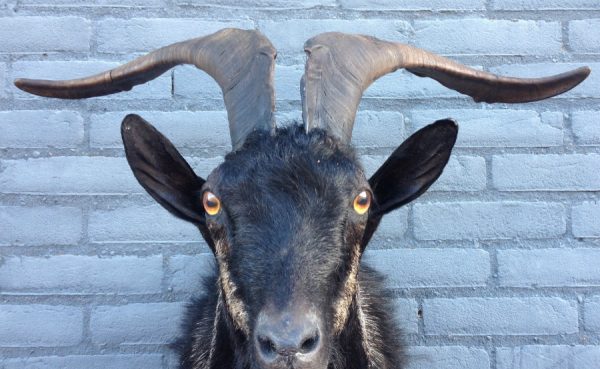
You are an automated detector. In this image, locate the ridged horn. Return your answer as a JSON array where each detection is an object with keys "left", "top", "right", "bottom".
[
  {"left": 301, "top": 32, "right": 591, "bottom": 144},
  {"left": 14, "top": 28, "right": 277, "bottom": 151}
]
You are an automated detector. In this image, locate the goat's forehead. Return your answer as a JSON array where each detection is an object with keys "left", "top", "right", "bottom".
[
  {"left": 216, "top": 156, "right": 361, "bottom": 199},
  {"left": 210, "top": 155, "right": 360, "bottom": 211},
  {"left": 207, "top": 129, "right": 366, "bottom": 196}
]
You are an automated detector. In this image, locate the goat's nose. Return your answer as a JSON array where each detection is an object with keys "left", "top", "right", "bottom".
[{"left": 254, "top": 308, "right": 323, "bottom": 364}]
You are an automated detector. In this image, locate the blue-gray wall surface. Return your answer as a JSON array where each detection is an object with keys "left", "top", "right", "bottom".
[{"left": 1, "top": 1, "right": 599, "bottom": 368}]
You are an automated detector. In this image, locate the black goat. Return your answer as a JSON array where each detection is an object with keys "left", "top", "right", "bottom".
[{"left": 15, "top": 29, "right": 589, "bottom": 369}]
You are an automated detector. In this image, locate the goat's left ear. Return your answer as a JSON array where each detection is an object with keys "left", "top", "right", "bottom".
[
  {"left": 121, "top": 114, "right": 206, "bottom": 225},
  {"left": 368, "top": 119, "right": 458, "bottom": 218}
]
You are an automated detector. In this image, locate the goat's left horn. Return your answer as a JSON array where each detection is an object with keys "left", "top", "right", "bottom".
[
  {"left": 301, "top": 32, "right": 591, "bottom": 144},
  {"left": 14, "top": 28, "right": 277, "bottom": 151}
]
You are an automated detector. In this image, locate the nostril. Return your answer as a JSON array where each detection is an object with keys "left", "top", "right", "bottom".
[
  {"left": 258, "top": 335, "right": 277, "bottom": 357},
  {"left": 299, "top": 331, "right": 319, "bottom": 354},
  {"left": 254, "top": 310, "right": 324, "bottom": 362}
]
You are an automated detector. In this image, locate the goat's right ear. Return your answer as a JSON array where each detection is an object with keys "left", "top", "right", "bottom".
[{"left": 122, "top": 114, "right": 206, "bottom": 225}]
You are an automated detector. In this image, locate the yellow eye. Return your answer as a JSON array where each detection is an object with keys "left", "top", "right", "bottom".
[
  {"left": 203, "top": 191, "right": 221, "bottom": 216},
  {"left": 353, "top": 190, "right": 371, "bottom": 215}
]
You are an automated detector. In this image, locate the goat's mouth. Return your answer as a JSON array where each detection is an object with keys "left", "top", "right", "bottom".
[
  {"left": 252, "top": 358, "right": 329, "bottom": 369},
  {"left": 253, "top": 338, "right": 332, "bottom": 369}
]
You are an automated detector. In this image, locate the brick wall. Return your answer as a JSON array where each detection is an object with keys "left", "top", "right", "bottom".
[{"left": 1, "top": 1, "right": 599, "bottom": 368}]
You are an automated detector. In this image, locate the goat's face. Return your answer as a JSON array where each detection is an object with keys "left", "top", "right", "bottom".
[
  {"left": 121, "top": 114, "right": 458, "bottom": 369},
  {"left": 205, "top": 127, "right": 367, "bottom": 368}
]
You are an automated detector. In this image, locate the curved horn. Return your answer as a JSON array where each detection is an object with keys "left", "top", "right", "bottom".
[
  {"left": 301, "top": 32, "right": 591, "bottom": 144},
  {"left": 14, "top": 28, "right": 277, "bottom": 150}
]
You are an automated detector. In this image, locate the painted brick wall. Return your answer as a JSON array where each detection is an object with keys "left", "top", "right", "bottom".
[{"left": 0, "top": 1, "right": 599, "bottom": 368}]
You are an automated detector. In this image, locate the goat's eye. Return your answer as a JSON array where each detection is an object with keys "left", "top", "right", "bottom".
[
  {"left": 203, "top": 191, "right": 221, "bottom": 216},
  {"left": 353, "top": 191, "right": 371, "bottom": 215}
]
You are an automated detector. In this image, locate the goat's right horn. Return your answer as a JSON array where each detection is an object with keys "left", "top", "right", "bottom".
[
  {"left": 14, "top": 28, "right": 277, "bottom": 151},
  {"left": 301, "top": 32, "right": 591, "bottom": 144}
]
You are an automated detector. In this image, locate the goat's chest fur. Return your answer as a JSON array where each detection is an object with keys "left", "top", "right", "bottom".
[{"left": 177, "top": 263, "right": 405, "bottom": 369}]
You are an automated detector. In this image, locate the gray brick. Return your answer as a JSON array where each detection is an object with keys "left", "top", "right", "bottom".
[
  {"left": 361, "top": 155, "right": 485, "bottom": 191},
  {"left": 21, "top": 0, "right": 164, "bottom": 6},
  {"left": 12, "top": 61, "right": 171, "bottom": 100},
  {"left": 497, "top": 345, "right": 600, "bottom": 369},
  {"left": 91, "top": 302, "right": 185, "bottom": 345},
  {"left": 541, "top": 111, "right": 563, "bottom": 129},
  {"left": 573, "top": 202, "right": 600, "bottom": 238},
  {"left": 424, "top": 297, "right": 578, "bottom": 335},
  {"left": 275, "top": 64, "right": 303, "bottom": 100},
  {"left": 577, "top": 348, "right": 600, "bottom": 369},
  {"left": 169, "top": 253, "right": 216, "bottom": 294},
  {"left": 0, "top": 157, "right": 139, "bottom": 195},
  {"left": 97, "top": 19, "right": 253, "bottom": 53},
  {"left": 371, "top": 207, "right": 409, "bottom": 239},
  {"left": 0, "top": 63, "right": 5, "bottom": 98},
  {"left": 493, "top": 154, "right": 600, "bottom": 191},
  {"left": 393, "top": 299, "right": 419, "bottom": 334},
  {"left": 341, "top": 0, "right": 484, "bottom": 10},
  {"left": 414, "top": 201, "right": 565, "bottom": 240},
  {"left": 498, "top": 248, "right": 600, "bottom": 287},
  {"left": 0, "top": 110, "right": 84, "bottom": 148},
  {"left": 586, "top": 296, "right": 600, "bottom": 332},
  {"left": 186, "top": 156, "right": 225, "bottom": 178},
  {"left": 407, "top": 346, "right": 490, "bottom": 369},
  {"left": 411, "top": 109, "right": 563, "bottom": 148},
  {"left": 176, "top": 0, "right": 335, "bottom": 7},
  {"left": 0, "top": 156, "right": 223, "bottom": 197},
  {"left": 489, "top": 63, "right": 600, "bottom": 98},
  {"left": 0, "top": 17, "right": 90, "bottom": 53},
  {"left": 570, "top": 19, "right": 600, "bottom": 53},
  {"left": 89, "top": 204, "right": 200, "bottom": 243},
  {"left": 0, "top": 305, "right": 83, "bottom": 347},
  {"left": 414, "top": 19, "right": 561, "bottom": 55},
  {"left": 173, "top": 65, "right": 223, "bottom": 100},
  {"left": 365, "top": 248, "right": 490, "bottom": 288},
  {"left": 259, "top": 19, "right": 411, "bottom": 55},
  {"left": 572, "top": 111, "right": 600, "bottom": 145},
  {"left": 2, "top": 354, "right": 164, "bottom": 369},
  {"left": 0, "top": 157, "right": 222, "bottom": 196},
  {"left": 275, "top": 111, "right": 303, "bottom": 127},
  {"left": 0, "top": 206, "right": 82, "bottom": 246},
  {"left": 430, "top": 156, "right": 486, "bottom": 192},
  {"left": 90, "top": 111, "right": 230, "bottom": 149},
  {"left": 494, "top": 0, "right": 600, "bottom": 9},
  {"left": 0, "top": 255, "right": 163, "bottom": 294},
  {"left": 351, "top": 111, "right": 405, "bottom": 148}
]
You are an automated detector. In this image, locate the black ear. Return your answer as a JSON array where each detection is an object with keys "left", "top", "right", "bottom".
[
  {"left": 368, "top": 119, "right": 458, "bottom": 218},
  {"left": 122, "top": 114, "right": 206, "bottom": 225}
]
